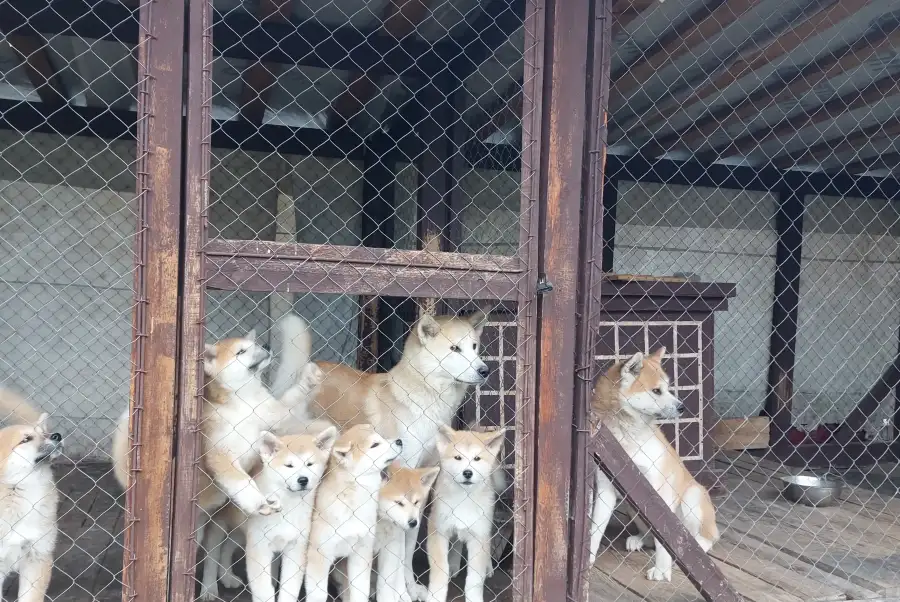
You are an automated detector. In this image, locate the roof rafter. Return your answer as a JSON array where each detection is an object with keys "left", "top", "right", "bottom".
[
  {"left": 642, "top": 18, "right": 900, "bottom": 157},
  {"left": 238, "top": 0, "right": 293, "bottom": 126},
  {"left": 613, "top": 0, "right": 871, "bottom": 142},
  {"left": 5, "top": 34, "right": 68, "bottom": 106},
  {"left": 773, "top": 116, "right": 900, "bottom": 168}
]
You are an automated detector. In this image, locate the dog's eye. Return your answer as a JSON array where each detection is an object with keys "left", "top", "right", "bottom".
[
  {"left": 652, "top": 388, "right": 662, "bottom": 395},
  {"left": 454, "top": 455, "right": 462, "bottom": 461},
  {"left": 474, "top": 456, "right": 481, "bottom": 462},
  {"left": 371, "top": 442, "right": 381, "bottom": 449},
  {"left": 397, "top": 500, "right": 405, "bottom": 507},
  {"left": 413, "top": 499, "right": 420, "bottom": 505},
  {"left": 450, "top": 345, "right": 461, "bottom": 353},
  {"left": 306, "top": 461, "right": 314, "bottom": 467},
  {"left": 472, "top": 343, "right": 477, "bottom": 350},
  {"left": 21, "top": 435, "right": 33, "bottom": 444},
  {"left": 236, "top": 348, "right": 246, "bottom": 356},
  {"left": 284, "top": 462, "right": 294, "bottom": 468}
]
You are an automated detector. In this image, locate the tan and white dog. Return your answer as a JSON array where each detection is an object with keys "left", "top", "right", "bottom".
[
  {"left": 0, "top": 389, "right": 64, "bottom": 602},
  {"left": 200, "top": 426, "right": 337, "bottom": 602},
  {"left": 278, "top": 309, "right": 491, "bottom": 598},
  {"left": 305, "top": 424, "right": 402, "bottom": 602},
  {"left": 426, "top": 425, "right": 504, "bottom": 602},
  {"left": 588, "top": 348, "right": 719, "bottom": 581},
  {"left": 112, "top": 323, "right": 323, "bottom": 528}
]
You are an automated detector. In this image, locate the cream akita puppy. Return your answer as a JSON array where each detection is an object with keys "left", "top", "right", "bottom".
[
  {"left": 426, "top": 425, "right": 504, "bottom": 602},
  {"left": 0, "top": 389, "right": 64, "bottom": 602},
  {"left": 305, "top": 424, "right": 402, "bottom": 602},
  {"left": 588, "top": 348, "right": 719, "bottom": 581}
]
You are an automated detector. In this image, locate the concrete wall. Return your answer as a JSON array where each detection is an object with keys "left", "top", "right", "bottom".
[{"left": 612, "top": 182, "right": 778, "bottom": 421}]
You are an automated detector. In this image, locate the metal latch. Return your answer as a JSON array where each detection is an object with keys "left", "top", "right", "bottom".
[{"left": 536, "top": 276, "right": 554, "bottom": 295}]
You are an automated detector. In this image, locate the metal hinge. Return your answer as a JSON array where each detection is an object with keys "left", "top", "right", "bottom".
[{"left": 536, "top": 275, "right": 554, "bottom": 295}]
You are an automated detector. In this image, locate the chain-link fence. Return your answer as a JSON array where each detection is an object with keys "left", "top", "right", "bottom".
[
  {"left": 577, "top": 0, "right": 900, "bottom": 601},
  {"left": 0, "top": 0, "right": 152, "bottom": 599}
]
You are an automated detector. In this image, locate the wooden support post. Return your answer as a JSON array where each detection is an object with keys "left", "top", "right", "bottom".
[
  {"left": 357, "top": 150, "right": 396, "bottom": 372},
  {"left": 126, "top": 0, "right": 184, "bottom": 599},
  {"left": 416, "top": 78, "right": 456, "bottom": 316},
  {"left": 763, "top": 188, "right": 805, "bottom": 452},
  {"left": 533, "top": 0, "right": 590, "bottom": 599},
  {"left": 601, "top": 176, "right": 618, "bottom": 273}
]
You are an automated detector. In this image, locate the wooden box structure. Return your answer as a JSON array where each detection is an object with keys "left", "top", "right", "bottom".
[{"left": 595, "top": 277, "right": 736, "bottom": 483}]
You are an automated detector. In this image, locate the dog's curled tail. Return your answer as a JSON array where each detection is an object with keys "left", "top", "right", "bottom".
[
  {"left": 272, "top": 313, "right": 313, "bottom": 399},
  {"left": 0, "top": 388, "right": 43, "bottom": 425},
  {"left": 111, "top": 409, "right": 129, "bottom": 490}
]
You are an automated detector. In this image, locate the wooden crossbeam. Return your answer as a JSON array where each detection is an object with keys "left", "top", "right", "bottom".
[
  {"left": 612, "top": 0, "right": 763, "bottom": 99},
  {"left": 643, "top": 19, "right": 900, "bottom": 156},
  {"left": 238, "top": 0, "right": 292, "bottom": 126},
  {"left": 615, "top": 0, "right": 869, "bottom": 141},
  {"left": 612, "top": 0, "right": 662, "bottom": 31},
  {"left": 701, "top": 73, "right": 899, "bottom": 160},
  {"left": 328, "top": 0, "right": 432, "bottom": 130},
  {"left": 6, "top": 34, "right": 68, "bottom": 106},
  {"left": 845, "top": 150, "right": 900, "bottom": 174},
  {"left": 773, "top": 116, "right": 900, "bottom": 168}
]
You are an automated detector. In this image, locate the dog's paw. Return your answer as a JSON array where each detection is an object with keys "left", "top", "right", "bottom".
[
  {"left": 265, "top": 493, "right": 283, "bottom": 513},
  {"left": 407, "top": 583, "right": 428, "bottom": 602},
  {"left": 626, "top": 535, "right": 647, "bottom": 552},
  {"left": 646, "top": 567, "right": 672, "bottom": 582},
  {"left": 219, "top": 570, "right": 242, "bottom": 589}
]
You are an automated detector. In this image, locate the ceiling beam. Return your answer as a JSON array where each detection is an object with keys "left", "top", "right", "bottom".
[
  {"left": 5, "top": 34, "right": 68, "bottom": 106},
  {"left": 642, "top": 17, "right": 900, "bottom": 157},
  {"left": 328, "top": 0, "right": 433, "bottom": 130},
  {"left": 611, "top": 0, "right": 727, "bottom": 82},
  {"left": 612, "top": 0, "right": 764, "bottom": 100},
  {"left": 614, "top": 0, "right": 871, "bottom": 142},
  {"left": 700, "top": 72, "right": 899, "bottom": 161},
  {"left": 845, "top": 150, "right": 900, "bottom": 174},
  {"left": 612, "top": 0, "right": 663, "bottom": 32},
  {"left": 238, "top": 0, "right": 293, "bottom": 126},
  {"left": 773, "top": 116, "right": 900, "bottom": 169}
]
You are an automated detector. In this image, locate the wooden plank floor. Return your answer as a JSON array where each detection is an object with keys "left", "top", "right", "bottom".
[{"left": 589, "top": 452, "right": 900, "bottom": 602}]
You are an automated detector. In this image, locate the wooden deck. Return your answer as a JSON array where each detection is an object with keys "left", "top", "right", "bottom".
[{"left": 589, "top": 452, "right": 900, "bottom": 602}]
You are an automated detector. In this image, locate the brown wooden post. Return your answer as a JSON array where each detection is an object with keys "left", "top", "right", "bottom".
[
  {"left": 764, "top": 188, "right": 805, "bottom": 452},
  {"left": 167, "top": 0, "right": 211, "bottom": 597},
  {"left": 125, "top": 0, "right": 185, "bottom": 599},
  {"left": 532, "top": 0, "right": 591, "bottom": 599}
]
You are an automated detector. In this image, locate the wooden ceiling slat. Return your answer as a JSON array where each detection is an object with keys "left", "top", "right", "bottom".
[
  {"left": 773, "top": 116, "right": 900, "bottom": 168},
  {"left": 612, "top": 0, "right": 764, "bottom": 100},
  {"left": 615, "top": 0, "right": 869, "bottom": 142},
  {"left": 642, "top": 21, "right": 900, "bottom": 157},
  {"left": 845, "top": 150, "right": 900, "bottom": 174},
  {"left": 701, "top": 73, "right": 899, "bottom": 160}
]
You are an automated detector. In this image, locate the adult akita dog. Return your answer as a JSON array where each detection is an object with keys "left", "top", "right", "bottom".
[{"left": 588, "top": 348, "right": 719, "bottom": 582}]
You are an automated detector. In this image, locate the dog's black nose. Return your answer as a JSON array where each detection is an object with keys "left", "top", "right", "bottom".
[
  {"left": 477, "top": 365, "right": 490, "bottom": 378},
  {"left": 298, "top": 476, "right": 309, "bottom": 487},
  {"left": 261, "top": 343, "right": 271, "bottom": 353},
  {"left": 462, "top": 469, "right": 473, "bottom": 479},
  {"left": 50, "top": 433, "right": 62, "bottom": 442},
  {"left": 407, "top": 519, "right": 418, "bottom": 529},
  {"left": 676, "top": 403, "right": 685, "bottom": 416}
]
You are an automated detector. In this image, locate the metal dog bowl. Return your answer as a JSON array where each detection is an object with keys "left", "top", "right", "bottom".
[{"left": 779, "top": 474, "right": 843, "bottom": 507}]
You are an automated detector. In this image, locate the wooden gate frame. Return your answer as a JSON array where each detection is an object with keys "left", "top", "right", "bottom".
[{"left": 530, "top": 1, "right": 742, "bottom": 601}]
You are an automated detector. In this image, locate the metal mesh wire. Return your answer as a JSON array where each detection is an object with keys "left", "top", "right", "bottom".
[
  {"left": 579, "top": 0, "right": 900, "bottom": 601},
  {"left": 0, "top": 1, "right": 142, "bottom": 597}
]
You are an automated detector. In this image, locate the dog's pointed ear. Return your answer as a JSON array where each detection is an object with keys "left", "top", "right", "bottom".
[
  {"left": 315, "top": 426, "right": 338, "bottom": 452},
  {"left": 436, "top": 424, "right": 455, "bottom": 454},
  {"left": 416, "top": 314, "right": 440, "bottom": 342},
  {"left": 419, "top": 466, "right": 440, "bottom": 490},
  {"left": 332, "top": 439, "right": 352, "bottom": 461},
  {"left": 203, "top": 344, "right": 217, "bottom": 375},
  {"left": 622, "top": 352, "right": 644, "bottom": 377},
  {"left": 468, "top": 306, "right": 491, "bottom": 336},
  {"left": 256, "top": 431, "right": 281, "bottom": 462},
  {"left": 245, "top": 329, "right": 257, "bottom": 342},
  {"left": 651, "top": 347, "right": 666, "bottom": 361},
  {"left": 35, "top": 412, "right": 49, "bottom": 430},
  {"left": 483, "top": 429, "right": 506, "bottom": 457}
]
